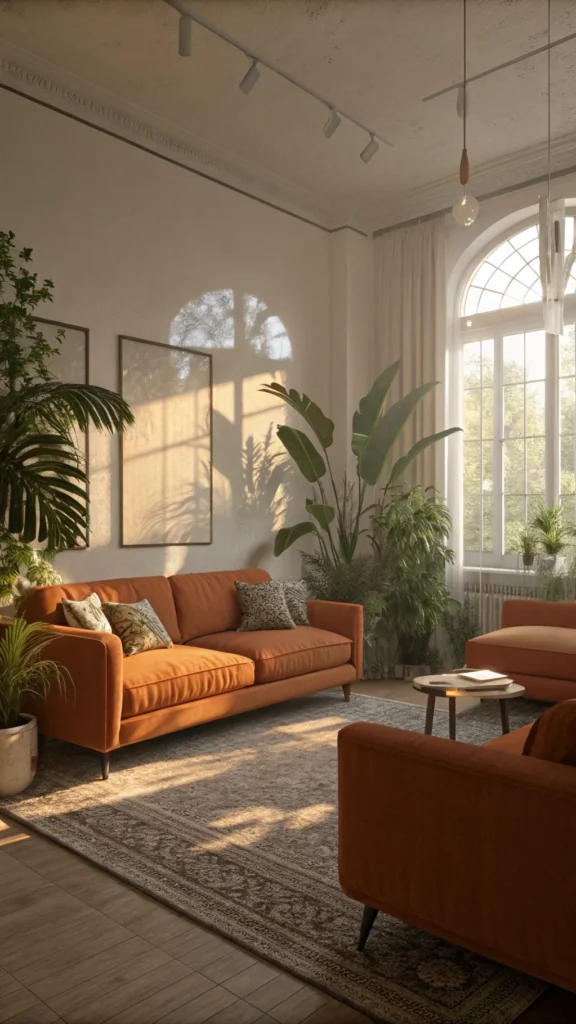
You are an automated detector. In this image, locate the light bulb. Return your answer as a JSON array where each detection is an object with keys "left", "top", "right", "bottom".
[{"left": 452, "top": 192, "right": 479, "bottom": 227}]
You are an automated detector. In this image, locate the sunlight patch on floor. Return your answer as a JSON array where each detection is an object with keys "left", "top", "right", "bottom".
[{"left": 195, "top": 802, "right": 335, "bottom": 850}]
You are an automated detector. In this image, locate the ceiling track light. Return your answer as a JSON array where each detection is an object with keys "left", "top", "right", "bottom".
[
  {"left": 323, "top": 108, "right": 341, "bottom": 139},
  {"left": 360, "top": 133, "right": 379, "bottom": 164},
  {"left": 178, "top": 15, "right": 192, "bottom": 57},
  {"left": 239, "top": 59, "right": 260, "bottom": 94}
]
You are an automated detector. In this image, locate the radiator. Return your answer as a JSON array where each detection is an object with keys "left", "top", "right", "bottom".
[{"left": 464, "top": 581, "right": 537, "bottom": 634}]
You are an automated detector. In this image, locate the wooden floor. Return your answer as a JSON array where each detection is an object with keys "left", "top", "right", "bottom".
[{"left": 1, "top": 681, "right": 573, "bottom": 1024}]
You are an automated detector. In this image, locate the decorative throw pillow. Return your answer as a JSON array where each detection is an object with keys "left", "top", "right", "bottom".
[
  {"left": 523, "top": 699, "right": 576, "bottom": 765},
  {"left": 235, "top": 580, "right": 295, "bottom": 632},
  {"left": 282, "top": 579, "right": 310, "bottom": 626},
  {"left": 62, "top": 592, "right": 112, "bottom": 633},
  {"left": 101, "top": 599, "right": 173, "bottom": 656}
]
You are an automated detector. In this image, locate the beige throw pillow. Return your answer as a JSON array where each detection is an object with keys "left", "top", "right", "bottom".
[{"left": 62, "top": 592, "right": 112, "bottom": 633}]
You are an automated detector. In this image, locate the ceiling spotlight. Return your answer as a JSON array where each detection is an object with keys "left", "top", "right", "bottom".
[
  {"left": 323, "top": 108, "right": 341, "bottom": 139},
  {"left": 360, "top": 133, "right": 379, "bottom": 164},
  {"left": 178, "top": 15, "right": 192, "bottom": 57},
  {"left": 239, "top": 59, "right": 260, "bottom": 95}
]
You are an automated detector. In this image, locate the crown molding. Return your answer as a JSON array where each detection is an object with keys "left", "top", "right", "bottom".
[
  {"left": 0, "top": 44, "right": 369, "bottom": 233},
  {"left": 369, "top": 132, "right": 576, "bottom": 232}
]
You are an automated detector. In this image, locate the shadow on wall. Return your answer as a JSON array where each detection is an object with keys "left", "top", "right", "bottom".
[{"left": 125, "top": 287, "right": 294, "bottom": 574}]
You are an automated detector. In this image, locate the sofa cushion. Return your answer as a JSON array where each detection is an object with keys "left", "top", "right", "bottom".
[
  {"left": 169, "top": 569, "right": 270, "bottom": 642},
  {"left": 22, "top": 576, "right": 182, "bottom": 643},
  {"left": 483, "top": 724, "right": 533, "bottom": 754},
  {"left": 523, "top": 699, "right": 576, "bottom": 765},
  {"left": 466, "top": 625, "right": 576, "bottom": 681},
  {"left": 192, "top": 625, "right": 352, "bottom": 684},
  {"left": 122, "top": 645, "right": 255, "bottom": 717}
]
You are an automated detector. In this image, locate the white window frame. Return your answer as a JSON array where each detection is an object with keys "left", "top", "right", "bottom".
[{"left": 459, "top": 220, "right": 576, "bottom": 571}]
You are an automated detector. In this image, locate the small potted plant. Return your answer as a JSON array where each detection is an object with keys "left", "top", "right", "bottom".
[
  {"left": 531, "top": 504, "right": 576, "bottom": 571},
  {"left": 0, "top": 618, "right": 66, "bottom": 797},
  {"left": 515, "top": 527, "right": 539, "bottom": 569}
]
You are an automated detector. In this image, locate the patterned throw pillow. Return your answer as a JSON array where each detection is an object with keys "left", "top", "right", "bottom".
[
  {"left": 235, "top": 580, "right": 295, "bottom": 632},
  {"left": 282, "top": 579, "right": 310, "bottom": 626},
  {"left": 101, "top": 599, "right": 173, "bottom": 656},
  {"left": 62, "top": 592, "right": 112, "bottom": 633}
]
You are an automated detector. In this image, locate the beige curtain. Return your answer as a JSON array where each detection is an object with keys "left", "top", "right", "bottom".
[{"left": 375, "top": 219, "right": 447, "bottom": 492}]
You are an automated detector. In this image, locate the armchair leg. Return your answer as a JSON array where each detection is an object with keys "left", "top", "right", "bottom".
[
  {"left": 358, "top": 905, "right": 379, "bottom": 951},
  {"left": 343, "top": 683, "right": 352, "bottom": 703},
  {"left": 100, "top": 752, "right": 110, "bottom": 781}
]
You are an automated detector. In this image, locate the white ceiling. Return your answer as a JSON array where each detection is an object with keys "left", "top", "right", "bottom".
[{"left": 1, "top": 0, "right": 576, "bottom": 230}]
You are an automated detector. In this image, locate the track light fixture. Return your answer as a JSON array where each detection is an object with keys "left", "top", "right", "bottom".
[
  {"left": 360, "top": 134, "right": 379, "bottom": 164},
  {"left": 178, "top": 15, "right": 192, "bottom": 57},
  {"left": 239, "top": 59, "right": 260, "bottom": 95},
  {"left": 323, "top": 108, "right": 341, "bottom": 139}
]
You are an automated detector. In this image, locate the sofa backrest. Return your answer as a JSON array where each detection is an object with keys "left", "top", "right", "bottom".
[
  {"left": 169, "top": 568, "right": 270, "bottom": 641},
  {"left": 502, "top": 599, "right": 576, "bottom": 630},
  {"left": 22, "top": 576, "right": 182, "bottom": 642}
]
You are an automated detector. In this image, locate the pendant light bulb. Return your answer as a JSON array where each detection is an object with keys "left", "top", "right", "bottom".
[{"left": 452, "top": 192, "right": 479, "bottom": 227}]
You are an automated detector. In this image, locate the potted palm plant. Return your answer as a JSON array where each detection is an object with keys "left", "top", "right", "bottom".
[
  {"left": 514, "top": 526, "right": 539, "bottom": 568},
  {"left": 531, "top": 504, "right": 576, "bottom": 571},
  {"left": 0, "top": 618, "right": 66, "bottom": 797}
]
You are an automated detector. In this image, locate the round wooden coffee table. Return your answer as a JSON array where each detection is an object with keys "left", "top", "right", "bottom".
[{"left": 413, "top": 675, "right": 525, "bottom": 741}]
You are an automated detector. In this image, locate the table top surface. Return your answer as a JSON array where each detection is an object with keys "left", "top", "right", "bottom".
[{"left": 413, "top": 674, "right": 525, "bottom": 699}]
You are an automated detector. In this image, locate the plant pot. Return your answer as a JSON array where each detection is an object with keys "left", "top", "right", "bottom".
[
  {"left": 0, "top": 714, "right": 38, "bottom": 797},
  {"left": 522, "top": 553, "right": 535, "bottom": 568}
]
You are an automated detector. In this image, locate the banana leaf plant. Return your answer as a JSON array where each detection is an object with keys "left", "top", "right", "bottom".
[
  {"left": 0, "top": 230, "right": 134, "bottom": 549},
  {"left": 260, "top": 362, "right": 460, "bottom": 564}
]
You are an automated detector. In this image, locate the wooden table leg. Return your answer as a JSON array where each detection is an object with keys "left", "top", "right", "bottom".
[
  {"left": 449, "top": 697, "right": 456, "bottom": 740},
  {"left": 424, "top": 693, "right": 436, "bottom": 735},
  {"left": 499, "top": 699, "right": 510, "bottom": 734}
]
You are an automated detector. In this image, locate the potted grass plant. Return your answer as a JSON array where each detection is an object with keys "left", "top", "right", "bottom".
[
  {"left": 514, "top": 526, "right": 539, "bottom": 568},
  {"left": 0, "top": 618, "right": 67, "bottom": 797}
]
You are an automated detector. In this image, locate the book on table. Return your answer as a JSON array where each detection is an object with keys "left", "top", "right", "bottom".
[{"left": 455, "top": 669, "right": 509, "bottom": 683}]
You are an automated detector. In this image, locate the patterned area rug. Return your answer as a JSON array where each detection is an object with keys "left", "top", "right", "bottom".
[{"left": 1, "top": 691, "right": 546, "bottom": 1024}]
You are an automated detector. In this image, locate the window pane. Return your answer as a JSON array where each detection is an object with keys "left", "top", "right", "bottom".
[
  {"left": 482, "top": 441, "right": 493, "bottom": 493},
  {"left": 526, "top": 436, "right": 545, "bottom": 492},
  {"left": 470, "top": 261, "right": 496, "bottom": 287},
  {"left": 464, "top": 441, "right": 481, "bottom": 492},
  {"left": 503, "top": 334, "right": 524, "bottom": 383},
  {"left": 464, "top": 495, "right": 481, "bottom": 551},
  {"left": 464, "top": 286, "right": 483, "bottom": 316},
  {"left": 463, "top": 341, "right": 481, "bottom": 389},
  {"left": 464, "top": 389, "right": 481, "bottom": 439},
  {"left": 504, "top": 495, "right": 525, "bottom": 552},
  {"left": 525, "top": 381, "right": 545, "bottom": 436},
  {"left": 560, "top": 328, "right": 576, "bottom": 377},
  {"left": 525, "top": 331, "right": 546, "bottom": 381},
  {"left": 560, "top": 377, "right": 576, "bottom": 437},
  {"left": 481, "top": 388, "right": 494, "bottom": 439},
  {"left": 527, "top": 493, "right": 545, "bottom": 523},
  {"left": 560, "top": 495, "right": 576, "bottom": 526},
  {"left": 561, "top": 434, "right": 576, "bottom": 495},
  {"left": 500, "top": 251, "right": 525, "bottom": 277},
  {"left": 503, "top": 438, "right": 524, "bottom": 493},
  {"left": 481, "top": 338, "right": 494, "bottom": 383},
  {"left": 486, "top": 268, "right": 512, "bottom": 292},
  {"left": 483, "top": 495, "right": 493, "bottom": 552},
  {"left": 504, "top": 384, "right": 525, "bottom": 438}
]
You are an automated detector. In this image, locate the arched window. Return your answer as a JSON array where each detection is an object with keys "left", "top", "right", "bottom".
[{"left": 461, "top": 215, "right": 576, "bottom": 568}]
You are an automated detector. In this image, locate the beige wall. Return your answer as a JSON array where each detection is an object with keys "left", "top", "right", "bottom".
[{"left": 0, "top": 89, "right": 334, "bottom": 581}]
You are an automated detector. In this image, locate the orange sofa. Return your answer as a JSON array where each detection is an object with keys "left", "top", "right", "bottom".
[
  {"left": 466, "top": 598, "right": 576, "bottom": 702},
  {"left": 338, "top": 713, "right": 576, "bottom": 993},
  {"left": 22, "top": 568, "right": 363, "bottom": 779}
]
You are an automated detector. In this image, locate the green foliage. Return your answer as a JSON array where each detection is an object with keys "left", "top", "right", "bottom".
[
  {"left": 302, "top": 550, "right": 387, "bottom": 607},
  {"left": 0, "top": 536, "right": 62, "bottom": 609},
  {"left": 531, "top": 503, "right": 576, "bottom": 556},
  {"left": 369, "top": 487, "right": 455, "bottom": 664},
  {"left": 261, "top": 366, "right": 460, "bottom": 565},
  {"left": 0, "top": 618, "right": 68, "bottom": 730},
  {"left": 0, "top": 231, "right": 134, "bottom": 548},
  {"left": 514, "top": 526, "right": 539, "bottom": 556},
  {"left": 443, "top": 598, "right": 481, "bottom": 667}
]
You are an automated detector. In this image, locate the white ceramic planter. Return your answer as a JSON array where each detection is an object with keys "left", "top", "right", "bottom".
[{"left": 0, "top": 714, "right": 38, "bottom": 797}]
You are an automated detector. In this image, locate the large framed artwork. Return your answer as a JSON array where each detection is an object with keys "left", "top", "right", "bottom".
[
  {"left": 119, "top": 336, "right": 212, "bottom": 547},
  {"left": 36, "top": 317, "right": 90, "bottom": 549}
]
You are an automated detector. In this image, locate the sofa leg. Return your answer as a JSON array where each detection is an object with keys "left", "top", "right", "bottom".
[
  {"left": 100, "top": 753, "right": 110, "bottom": 781},
  {"left": 358, "top": 905, "right": 379, "bottom": 951},
  {"left": 343, "top": 683, "right": 352, "bottom": 703}
]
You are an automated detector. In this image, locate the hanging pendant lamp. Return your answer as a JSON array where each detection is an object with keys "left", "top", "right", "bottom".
[
  {"left": 539, "top": 0, "right": 565, "bottom": 335},
  {"left": 452, "top": 0, "right": 479, "bottom": 227}
]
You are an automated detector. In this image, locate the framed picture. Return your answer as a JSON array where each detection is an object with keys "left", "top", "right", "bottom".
[
  {"left": 35, "top": 317, "right": 90, "bottom": 549},
  {"left": 119, "top": 336, "right": 213, "bottom": 547}
]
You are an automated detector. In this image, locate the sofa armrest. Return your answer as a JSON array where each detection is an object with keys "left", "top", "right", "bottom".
[
  {"left": 25, "top": 625, "right": 124, "bottom": 753},
  {"left": 338, "top": 722, "right": 576, "bottom": 986},
  {"left": 502, "top": 597, "right": 576, "bottom": 629},
  {"left": 307, "top": 600, "right": 363, "bottom": 678}
]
